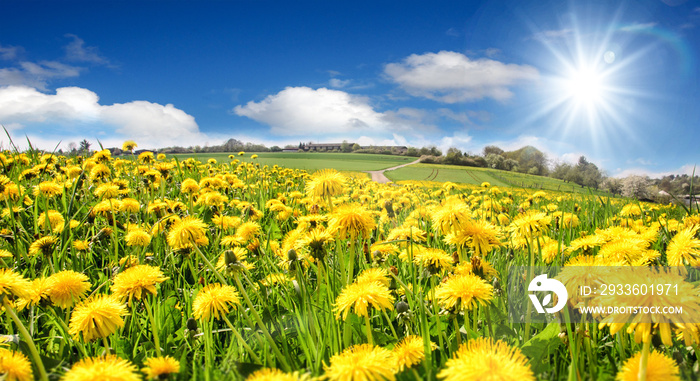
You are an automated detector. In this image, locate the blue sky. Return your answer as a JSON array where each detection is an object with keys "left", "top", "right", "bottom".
[{"left": 1, "top": 0, "right": 698, "bottom": 177}]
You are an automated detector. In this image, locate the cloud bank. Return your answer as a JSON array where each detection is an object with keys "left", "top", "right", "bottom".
[
  {"left": 233, "top": 86, "right": 434, "bottom": 138},
  {"left": 0, "top": 85, "right": 206, "bottom": 149},
  {"left": 384, "top": 50, "right": 539, "bottom": 103}
]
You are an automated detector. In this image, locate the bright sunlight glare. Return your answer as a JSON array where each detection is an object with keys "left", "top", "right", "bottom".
[{"left": 565, "top": 67, "right": 604, "bottom": 105}]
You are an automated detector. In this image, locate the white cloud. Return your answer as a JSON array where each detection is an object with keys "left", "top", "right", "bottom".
[
  {"left": 20, "top": 61, "right": 81, "bottom": 79},
  {"left": 0, "top": 45, "right": 20, "bottom": 60},
  {"left": 0, "top": 85, "right": 207, "bottom": 149},
  {"left": 384, "top": 51, "right": 539, "bottom": 103},
  {"left": 0, "top": 85, "right": 100, "bottom": 123},
  {"left": 234, "top": 86, "right": 434, "bottom": 137},
  {"left": 438, "top": 109, "right": 472, "bottom": 124},
  {"left": 329, "top": 78, "right": 350, "bottom": 88},
  {"left": 0, "top": 61, "right": 81, "bottom": 90},
  {"left": 63, "top": 34, "right": 110, "bottom": 65},
  {"left": 613, "top": 164, "right": 697, "bottom": 179},
  {"left": 620, "top": 22, "right": 658, "bottom": 32},
  {"left": 439, "top": 134, "right": 473, "bottom": 153}
]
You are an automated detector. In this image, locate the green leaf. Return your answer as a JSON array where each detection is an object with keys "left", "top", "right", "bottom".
[{"left": 520, "top": 322, "right": 562, "bottom": 374}]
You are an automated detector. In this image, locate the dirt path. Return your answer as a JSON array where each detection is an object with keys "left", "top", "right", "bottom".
[{"left": 365, "top": 159, "right": 421, "bottom": 183}]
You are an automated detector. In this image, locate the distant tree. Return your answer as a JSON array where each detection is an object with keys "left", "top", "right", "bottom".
[
  {"left": 483, "top": 145, "right": 504, "bottom": 156},
  {"left": 406, "top": 147, "right": 419, "bottom": 157},
  {"left": 444, "top": 147, "right": 464, "bottom": 165},
  {"left": 270, "top": 145, "right": 282, "bottom": 152},
  {"left": 341, "top": 140, "right": 352, "bottom": 153},
  {"left": 503, "top": 158, "right": 519, "bottom": 171},
  {"left": 485, "top": 153, "right": 504, "bottom": 169},
  {"left": 601, "top": 177, "right": 623, "bottom": 195},
  {"left": 551, "top": 162, "right": 573, "bottom": 180},
  {"left": 352, "top": 143, "right": 361, "bottom": 152},
  {"left": 79, "top": 139, "right": 91, "bottom": 153},
  {"left": 621, "top": 175, "right": 652, "bottom": 199},
  {"left": 429, "top": 146, "right": 442, "bottom": 156}
]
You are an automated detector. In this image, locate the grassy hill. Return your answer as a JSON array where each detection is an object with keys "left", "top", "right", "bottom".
[
  {"left": 170, "top": 152, "right": 414, "bottom": 172},
  {"left": 386, "top": 163, "right": 611, "bottom": 196}
]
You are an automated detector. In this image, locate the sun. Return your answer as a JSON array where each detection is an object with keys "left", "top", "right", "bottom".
[{"left": 564, "top": 67, "right": 604, "bottom": 105}]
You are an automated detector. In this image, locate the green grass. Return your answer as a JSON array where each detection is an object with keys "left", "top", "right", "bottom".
[
  {"left": 170, "top": 152, "right": 415, "bottom": 172},
  {"left": 385, "top": 163, "right": 511, "bottom": 187},
  {"left": 386, "top": 163, "right": 612, "bottom": 196},
  {"left": 170, "top": 152, "right": 611, "bottom": 196}
]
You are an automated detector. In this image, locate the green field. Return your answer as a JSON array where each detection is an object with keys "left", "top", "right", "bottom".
[
  {"left": 170, "top": 152, "right": 414, "bottom": 172},
  {"left": 385, "top": 163, "right": 511, "bottom": 187},
  {"left": 386, "top": 163, "right": 612, "bottom": 195},
  {"left": 169, "top": 152, "right": 611, "bottom": 195}
]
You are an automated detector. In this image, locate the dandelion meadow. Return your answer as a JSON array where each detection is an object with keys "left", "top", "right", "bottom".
[{"left": 0, "top": 145, "right": 698, "bottom": 381}]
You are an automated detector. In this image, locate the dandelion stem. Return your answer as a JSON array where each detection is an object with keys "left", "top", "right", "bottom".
[
  {"left": 2, "top": 297, "right": 49, "bottom": 381},
  {"left": 233, "top": 273, "right": 291, "bottom": 372},
  {"left": 143, "top": 297, "right": 162, "bottom": 355},
  {"left": 453, "top": 317, "right": 462, "bottom": 346},
  {"left": 637, "top": 339, "right": 651, "bottom": 381},
  {"left": 221, "top": 314, "right": 262, "bottom": 364},
  {"left": 365, "top": 314, "right": 374, "bottom": 345}
]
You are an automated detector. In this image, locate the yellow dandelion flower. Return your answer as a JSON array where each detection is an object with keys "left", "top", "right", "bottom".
[
  {"left": 29, "top": 236, "right": 57, "bottom": 255},
  {"left": 33, "top": 181, "right": 63, "bottom": 198},
  {"left": 0, "top": 348, "right": 33, "bottom": 381},
  {"left": 438, "top": 338, "right": 534, "bottom": 381},
  {"left": 356, "top": 268, "right": 391, "bottom": 287},
  {"left": 412, "top": 247, "right": 453, "bottom": 273},
  {"left": 69, "top": 295, "right": 128, "bottom": 342},
  {"left": 180, "top": 178, "right": 200, "bottom": 194},
  {"left": 509, "top": 210, "right": 551, "bottom": 239},
  {"left": 192, "top": 283, "right": 241, "bottom": 321},
  {"left": 119, "top": 255, "right": 140, "bottom": 268},
  {"left": 122, "top": 140, "right": 137, "bottom": 151},
  {"left": 615, "top": 350, "right": 680, "bottom": 381},
  {"left": 235, "top": 221, "right": 261, "bottom": 242},
  {"left": 444, "top": 219, "right": 503, "bottom": 256},
  {"left": 141, "top": 356, "right": 180, "bottom": 380},
  {"left": 568, "top": 234, "right": 606, "bottom": 252},
  {"left": 334, "top": 281, "right": 394, "bottom": 320},
  {"left": 324, "top": 344, "right": 396, "bottom": 381},
  {"left": 73, "top": 240, "right": 90, "bottom": 251},
  {"left": 211, "top": 214, "right": 241, "bottom": 230},
  {"left": 63, "top": 355, "right": 140, "bottom": 381},
  {"left": 393, "top": 335, "right": 436, "bottom": 372},
  {"left": 305, "top": 168, "right": 345, "bottom": 199},
  {"left": 111, "top": 265, "right": 168, "bottom": 305},
  {"left": 167, "top": 216, "right": 208, "bottom": 249},
  {"left": 125, "top": 229, "right": 152, "bottom": 247},
  {"left": 619, "top": 204, "right": 643, "bottom": 217},
  {"left": 46, "top": 270, "right": 91, "bottom": 309},
  {"left": 386, "top": 226, "right": 427, "bottom": 243},
  {"left": 0, "top": 269, "right": 32, "bottom": 300},
  {"left": 328, "top": 204, "right": 376, "bottom": 240},
  {"left": 301, "top": 227, "right": 334, "bottom": 260},
  {"left": 434, "top": 273, "right": 493, "bottom": 312},
  {"left": 88, "top": 163, "right": 111, "bottom": 181},
  {"left": 666, "top": 226, "right": 700, "bottom": 266},
  {"left": 246, "top": 368, "right": 309, "bottom": 381},
  {"left": 94, "top": 182, "right": 120, "bottom": 199},
  {"left": 431, "top": 198, "right": 472, "bottom": 235},
  {"left": 38, "top": 210, "right": 65, "bottom": 233},
  {"left": 16, "top": 277, "right": 52, "bottom": 310},
  {"left": 138, "top": 151, "right": 155, "bottom": 163}
]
